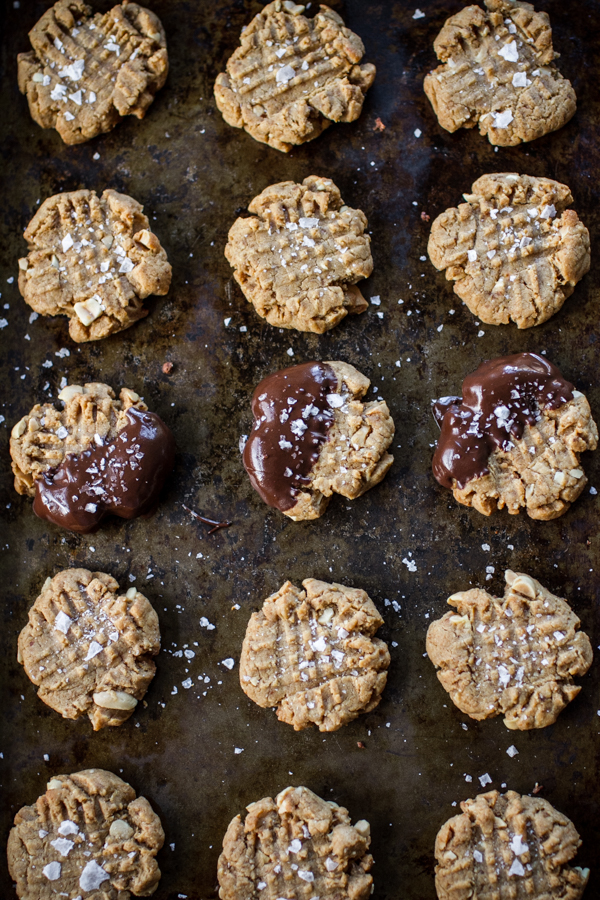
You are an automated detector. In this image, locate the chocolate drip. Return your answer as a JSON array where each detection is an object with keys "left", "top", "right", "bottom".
[
  {"left": 33, "top": 407, "right": 176, "bottom": 533},
  {"left": 432, "top": 353, "right": 574, "bottom": 489},
  {"left": 243, "top": 362, "right": 338, "bottom": 512}
]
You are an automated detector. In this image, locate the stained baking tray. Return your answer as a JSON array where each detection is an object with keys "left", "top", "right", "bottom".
[{"left": 1, "top": 1, "right": 600, "bottom": 897}]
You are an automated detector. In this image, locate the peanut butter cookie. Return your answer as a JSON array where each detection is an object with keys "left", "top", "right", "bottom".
[
  {"left": 18, "top": 0, "right": 168, "bottom": 145},
  {"left": 18, "top": 568, "right": 160, "bottom": 730},
  {"left": 19, "top": 189, "right": 171, "bottom": 342},
  {"left": 226, "top": 176, "right": 372, "bottom": 333},
  {"left": 435, "top": 790, "right": 589, "bottom": 900},
  {"left": 432, "top": 353, "right": 598, "bottom": 520},
  {"left": 7, "top": 768, "right": 164, "bottom": 899},
  {"left": 10, "top": 382, "right": 175, "bottom": 533},
  {"left": 240, "top": 578, "right": 390, "bottom": 731},
  {"left": 243, "top": 360, "right": 395, "bottom": 520},
  {"left": 427, "top": 570, "right": 592, "bottom": 729},
  {"left": 218, "top": 785, "right": 373, "bottom": 900},
  {"left": 214, "top": 1, "right": 375, "bottom": 152},
  {"left": 428, "top": 174, "right": 590, "bottom": 328},
  {"left": 424, "top": 0, "right": 576, "bottom": 146}
]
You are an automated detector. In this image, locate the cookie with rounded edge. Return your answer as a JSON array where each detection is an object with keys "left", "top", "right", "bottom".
[
  {"left": 428, "top": 174, "right": 590, "bottom": 328},
  {"left": 7, "top": 768, "right": 164, "bottom": 899},
  {"left": 226, "top": 176, "right": 372, "bottom": 333},
  {"left": 10, "top": 381, "right": 175, "bottom": 533},
  {"left": 243, "top": 360, "right": 395, "bottom": 520},
  {"left": 435, "top": 789, "right": 589, "bottom": 900},
  {"left": 424, "top": 0, "right": 576, "bottom": 146},
  {"left": 19, "top": 189, "right": 171, "bottom": 342},
  {"left": 214, "top": 1, "right": 375, "bottom": 152},
  {"left": 18, "top": 0, "right": 168, "bottom": 145},
  {"left": 218, "top": 785, "right": 373, "bottom": 900},
  {"left": 427, "top": 569, "right": 592, "bottom": 730},
  {"left": 240, "top": 578, "right": 390, "bottom": 731},
  {"left": 432, "top": 353, "right": 598, "bottom": 520},
  {"left": 18, "top": 568, "right": 160, "bottom": 730}
]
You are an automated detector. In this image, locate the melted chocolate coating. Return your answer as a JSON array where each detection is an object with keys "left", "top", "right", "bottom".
[
  {"left": 243, "top": 362, "right": 338, "bottom": 512},
  {"left": 33, "top": 407, "right": 176, "bottom": 533},
  {"left": 432, "top": 353, "right": 574, "bottom": 489}
]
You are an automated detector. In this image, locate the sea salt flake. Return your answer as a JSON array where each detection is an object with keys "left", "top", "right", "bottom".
[
  {"left": 51, "top": 837, "right": 74, "bottom": 857},
  {"left": 413, "top": 8, "right": 425, "bottom": 18},
  {"left": 182, "top": 678, "right": 193, "bottom": 689},
  {"left": 299, "top": 217, "right": 319, "bottom": 229},
  {"left": 119, "top": 258, "right": 135, "bottom": 274},
  {"left": 402, "top": 558, "right": 417, "bottom": 572},
  {"left": 492, "top": 109, "right": 514, "bottom": 129},
  {"left": 510, "top": 834, "right": 528, "bottom": 856},
  {"left": 84, "top": 640, "right": 103, "bottom": 661},
  {"left": 540, "top": 204, "right": 556, "bottom": 219},
  {"left": 54, "top": 611, "right": 72, "bottom": 634},
  {"left": 498, "top": 40, "right": 518, "bottom": 62},
  {"left": 221, "top": 658, "right": 235, "bottom": 669},
  {"left": 289, "top": 839, "right": 302, "bottom": 853},
  {"left": 478, "top": 773, "right": 492, "bottom": 787},
  {"left": 80, "top": 860, "right": 109, "bottom": 891},
  {"left": 43, "top": 862, "right": 61, "bottom": 881},
  {"left": 59, "top": 59, "right": 84, "bottom": 81},
  {"left": 512, "top": 71, "right": 529, "bottom": 87},
  {"left": 199, "top": 617, "right": 215, "bottom": 630},
  {"left": 325, "top": 857, "right": 338, "bottom": 871},
  {"left": 276, "top": 64, "right": 295, "bottom": 83},
  {"left": 68, "top": 89, "right": 82, "bottom": 105},
  {"left": 467, "top": 249, "right": 477, "bottom": 262},
  {"left": 64, "top": 111, "right": 75, "bottom": 120},
  {"left": 508, "top": 858, "right": 525, "bottom": 877},
  {"left": 506, "top": 745, "right": 519, "bottom": 758},
  {"left": 234, "top": 747, "right": 244, "bottom": 754},
  {"left": 62, "top": 233, "right": 74, "bottom": 252},
  {"left": 298, "top": 871, "right": 315, "bottom": 882}
]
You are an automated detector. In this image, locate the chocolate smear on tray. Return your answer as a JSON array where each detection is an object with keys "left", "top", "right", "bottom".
[
  {"left": 432, "top": 353, "right": 574, "bottom": 489},
  {"left": 243, "top": 361, "right": 338, "bottom": 512},
  {"left": 33, "top": 408, "right": 175, "bottom": 533}
]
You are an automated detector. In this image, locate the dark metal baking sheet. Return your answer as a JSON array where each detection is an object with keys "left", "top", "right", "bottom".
[{"left": 1, "top": 1, "right": 600, "bottom": 897}]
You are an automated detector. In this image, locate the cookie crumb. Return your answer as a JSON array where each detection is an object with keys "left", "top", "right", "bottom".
[
  {"left": 373, "top": 117, "right": 386, "bottom": 131},
  {"left": 162, "top": 361, "right": 173, "bottom": 374}
]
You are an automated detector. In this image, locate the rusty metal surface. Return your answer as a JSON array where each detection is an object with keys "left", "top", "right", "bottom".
[{"left": 1, "top": 1, "right": 600, "bottom": 897}]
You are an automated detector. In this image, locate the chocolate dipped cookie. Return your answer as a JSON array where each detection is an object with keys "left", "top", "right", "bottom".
[
  {"left": 432, "top": 353, "right": 597, "bottom": 520},
  {"left": 242, "top": 360, "right": 395, "bottom": 520},
  {"left": 10, "top": 382, "right": 175, "bottom": 533}
]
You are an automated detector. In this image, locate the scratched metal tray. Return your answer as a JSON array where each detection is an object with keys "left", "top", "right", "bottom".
[{"left": 1, "top": 1, "right": 600, "bottom": 897}]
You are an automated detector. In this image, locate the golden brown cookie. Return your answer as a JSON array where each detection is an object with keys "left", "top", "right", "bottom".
[
  {"left": 426, "top": 570, "right": 593, "bottom": 729},
  {"left": 240, "top": 578, "right": 390, "bottom": 731},
  {"left": 214, "top": 1, "right": 375, "bottom": 152},
  {"left": 435, "top": 790, "right": 589, "bottom": 900},
  {"left": 18, "top": 0, "right": 168, "bottom": 145},
  {"left": 18, "top": 568, "right": 160, "bottom": 730},
  {"left": 226, "top": 176, "right": 372, "bottom": 333},
  {"left": 7, "top": 769, "right": 164, "bottom": 899},
  {"left": 243, "top": 360, "right": 395, "bottom": 520},
  {"left": 428, "top": 174, "right": 590, "bottom": 328},
  {"left": 10, "top": 382, "right": 175, "bottom": 533},
  {"left": 432, "top": 353, "right": 598, "bottom": 520},
  {"left": 19, "top": 189, "right": 171, "bottom": 343},
  {"left": 424, "top": 0, "right": 576, "bottom": 146},
  {"left": 218, "top": 785, "right": 373, "bottom": 900}
]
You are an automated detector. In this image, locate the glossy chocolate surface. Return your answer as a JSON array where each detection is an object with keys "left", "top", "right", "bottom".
[
  {"left": 243, "top": 362, "right": 338, "bottom": 512},
  {"left": 432, "top": 353, "right": 574, "bottom": 489},
  {"left": 33, "top": 408, "right": 176, "bottom": 533}
]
